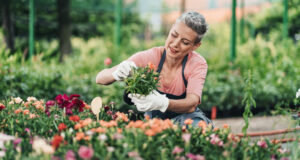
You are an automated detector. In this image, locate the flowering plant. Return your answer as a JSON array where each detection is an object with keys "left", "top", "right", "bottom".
[
  {"left": 124, "top": 62, "right": 160, "bottom": 95},
  {"left": 0, "top": 95, "right": 295, "bottom": 159}
]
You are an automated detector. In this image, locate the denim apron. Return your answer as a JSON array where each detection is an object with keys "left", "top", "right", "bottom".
[{"left": 124, "top": 50, "right": 213, "bottom": 127}]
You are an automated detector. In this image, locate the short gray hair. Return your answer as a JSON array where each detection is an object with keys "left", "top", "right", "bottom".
[{"left": 175, "top": 11, "right": 208, "bottom": 44}]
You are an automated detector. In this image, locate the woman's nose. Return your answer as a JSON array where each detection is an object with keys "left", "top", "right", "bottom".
[{"left": 171, "top": 38, "right": 180, "bottom": 48}]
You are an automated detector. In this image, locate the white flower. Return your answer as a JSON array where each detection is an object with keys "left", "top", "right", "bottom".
[
  {"left": 14, "top": 97, "right": 23, "bottom": 104},
  {"left": 107, "top": 146, "right": 115, "bottom": 152},
  {"left": 32, "top": 137, "right": 54, "bottom": 155},
  {"left": 27, "top": 97, "right": 37, "bottom": 102},
  {"left": 296, "top": 88, "right": 300, "bottom": 99},
  {"left": 85, "top": 130, "right": 94, "bottom": 136},
  {"left": 0, "top": 133, "right": 15, "bottom": 141},
  {"left": 0, "top": 151, "right": 5, "bottom": 158},
  {"left": 97, "top": 134, "right": 107, "bottom": 141}
]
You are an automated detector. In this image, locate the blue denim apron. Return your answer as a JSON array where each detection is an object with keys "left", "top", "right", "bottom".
[{"left": 124, "top": 50, "right": 213, "bottom": 127}]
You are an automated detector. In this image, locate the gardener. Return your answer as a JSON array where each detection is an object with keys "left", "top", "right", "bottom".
[{"left": 96, "top": 11, "right": 213, "bottom": 127}]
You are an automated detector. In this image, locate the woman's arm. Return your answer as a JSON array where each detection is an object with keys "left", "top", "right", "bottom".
[
  {"left": 168, "top": 93, "right": 199, "bottom": 113},
  {"left": 95, "top": 66, "right": 118, "bottom": 85}
]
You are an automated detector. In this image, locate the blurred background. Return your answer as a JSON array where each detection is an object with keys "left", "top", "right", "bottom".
[{"left": 0, "top": 0, "right": 299, "bottom": 117}]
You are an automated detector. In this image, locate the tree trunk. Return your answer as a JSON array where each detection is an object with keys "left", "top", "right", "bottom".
[
  {"left": 1, "top": 0, "right": 15, "bottom": 53},
  {"left": 57, "top": 0, "right": 72, "bottom": 62}
]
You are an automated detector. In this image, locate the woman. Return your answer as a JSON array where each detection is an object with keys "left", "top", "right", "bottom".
[{"left": 96, "top": 11, "right": 212, "bottom": 127}]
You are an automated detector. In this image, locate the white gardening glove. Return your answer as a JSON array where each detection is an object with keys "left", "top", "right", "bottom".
[
  {"left": 128, "top": 90, "right": 169, "bottom": 113},
  {"left": 112, "top": 61, "right": 137, "bottom": 81}
]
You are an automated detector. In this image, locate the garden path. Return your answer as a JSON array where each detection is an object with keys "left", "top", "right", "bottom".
[{"left": 213, "top": 115, "right": 299, "bottom": 140}]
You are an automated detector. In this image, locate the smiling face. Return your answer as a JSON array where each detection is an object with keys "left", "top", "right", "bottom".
[{"left": 165, "top": 21, "right": 201, "bottom": 60}]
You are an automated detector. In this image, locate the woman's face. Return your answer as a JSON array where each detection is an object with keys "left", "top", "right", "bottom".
[{"left": 165, "top": 21, "right": 201, "bottom": 60}]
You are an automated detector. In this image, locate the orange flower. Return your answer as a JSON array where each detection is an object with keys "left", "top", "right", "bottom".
[
  {"left": 81, "top": 118, "right": 93, "bottom": 127},
  {"left": 74, "top": 123, "right": 82, "bottom": 130},
  {"left": 52, "top": 135, "right": 63, "bottom": 149},
  {"left": 99, "top": 120, "right": 117, "bottom": 128},
  {"left": 76, "top": 132, "right": 85, "bottom": 141},
  {"left": 94, "top": 127, "right": 106, "bottom": 133},
  {"left": 145, "top": 129, "right": 156, "bottom": 136},
  {"left": 213, "top": 127, "right": 219, "bottom": 132},
  {"left": 115, "top": 112, "right": 129, "bottom": 122},
  {"left": 84, "top": 102, "right": 91, "bottom": 109},
  {"left": 117, "top": 128, "right": 123, "bottom": 133},
  {"left": 126, "top": 120, "right": 144, "bottom": 128},
  {"left": 23, "top": 109, "right": 30, "bottom": 115},
  {"left": 184, "top": 119, "right": 193, "bottom": 125},
  {"left": 148, "top": 62, "right": 155, "bottom": 70},
  {"left": 58, "top": 123, "right": 67, "bottom": 131},
  {"left": 24, "top": 102, "right": 30, "bottom": 108},
  {"left": 145, "top": 115, "right": 150, "bottom": 121},
  {"left": 198, "top": 121, "right": 207, "bottom": 128},
  {"left": 29, "top": 114, "right": 36, "bottom": 119},
  {"left": 69, "top": 115, "right": 80, "bottom": 122},
  {"left": 223, "top": 124, "right": 229, "bottom": 129},
  {"left": 35, "top": 104, "right": 44, "bottom": 111},
  {"left": 14, "top": 109, "right": 22, "bottom": 114},
  {"left": 84, "top": 136, "right": 90, "bottom": 141}
]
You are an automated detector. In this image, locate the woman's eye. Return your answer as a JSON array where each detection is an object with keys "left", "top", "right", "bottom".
[
  {"left": 183, "top": 42, "right": 189, "bottom": 45},
  {"left": 171, "top": 34, "right": 177, "bottom": 37}
]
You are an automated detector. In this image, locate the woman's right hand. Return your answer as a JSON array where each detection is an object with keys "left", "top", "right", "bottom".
[{"left": 112, "top": 61, "right": 137, "bottom": 81}]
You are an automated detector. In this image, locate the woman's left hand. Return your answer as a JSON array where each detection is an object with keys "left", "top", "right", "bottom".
[{"left": 128, "top": 90, "right": 169, "bottom": 112}]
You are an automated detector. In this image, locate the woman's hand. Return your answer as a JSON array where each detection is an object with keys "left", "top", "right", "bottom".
[
  {"left": 112, "top": 61, "right": 137, "bottom": 81},
  {"left": 128, "top": 90, "right": 169, "bottom": 112}
]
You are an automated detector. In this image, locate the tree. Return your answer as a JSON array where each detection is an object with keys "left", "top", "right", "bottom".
[
  {"left": 1, "top": 0, "right": 15, "bottom": 52},
  {"left": 57, "top": 0, "right": 72, "bottom": 62}
]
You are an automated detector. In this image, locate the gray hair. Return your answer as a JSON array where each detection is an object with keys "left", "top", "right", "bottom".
[{"left": 175, "top": 11, "right": 208, "bottom": 44}]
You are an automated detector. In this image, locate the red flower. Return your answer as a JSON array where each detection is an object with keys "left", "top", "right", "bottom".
[
  {"left": 71, "top": 98, "right": 85, "bottom": 112},
  {"left": 69, "top": 115, "right": 80, "bottom": 122},
  {"left": 0, "top": 103, "right": 5, "bottom": 111},
  {"left": 70, "top": 94, "right": 80, "bottom": 99},
  {"left": 104, "top": 58, "right": 112, "bottom": 66},
  {"left": 52, "top": 135, "right": 63, "bottom": 149},
  {"left": 58, "top": 123, "right": 67, "bottom": 131}
]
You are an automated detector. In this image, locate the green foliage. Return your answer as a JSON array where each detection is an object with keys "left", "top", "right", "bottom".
[
  {"left": 251, "top": 0, "right": 300, "bottom": 39},
  {"left": 125, "top": 64, "right": 160, "bottom": 95},
  {"left": 242, "top": 70, "right": 256, "bottom": 136}
]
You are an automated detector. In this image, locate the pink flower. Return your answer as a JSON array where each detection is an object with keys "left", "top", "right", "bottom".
[
  {"left": 46, "top": 100, "right": 55, "bottom": 107},
  {"left": 182, "top": 133, "right": 191, "bottom": 143},
  {"left": 257, "top": 140, "right": 268, "bottom": 149},
  {"left": 172, "top": 146, "right": 184, "bottom": 154},
  {"left": 25, "top": 128, "right": 30, "bottom": 133},
  {"left": 65, "top": 150, "right": 76, "bottom": 160},
  {"left": 78, "top": 146, "right": 94, "bottom": 159},
  {"left": 13, "top": 138, "right": 22, "bottom": 148},
  {"left": 104, "top": 58, "right": 112, "bottom": 66},
  {"left": 128, "top": 151, "right": 139, "bottom": 157},
  {"left": 186, "top": 153, "right": 205, "bottom": 160},
  {"left": 210, "top": 133, "right": 223, "bottom": 146}
]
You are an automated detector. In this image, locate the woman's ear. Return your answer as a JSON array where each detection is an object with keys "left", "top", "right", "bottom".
[{"left": 192, "top": 42, "right": 201, "bottom": 51}]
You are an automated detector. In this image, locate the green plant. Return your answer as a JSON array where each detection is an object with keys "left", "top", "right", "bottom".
[
  {"left": 124, "top": 63, "right": 160, "bottom": 95},
  {"left": 242, "top": 70, "right": 256, "bottom": 136}
]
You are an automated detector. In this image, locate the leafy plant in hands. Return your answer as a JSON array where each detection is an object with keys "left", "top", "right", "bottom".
[{"left": 124, "top": 63, "right": 160, "bottom": 95}]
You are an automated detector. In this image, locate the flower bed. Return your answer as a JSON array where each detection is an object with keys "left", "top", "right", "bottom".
[{"left": 0, "top": 95, "right": 292, "bottom": 159}]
